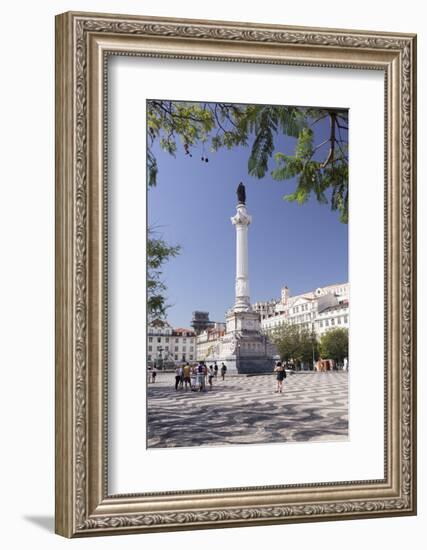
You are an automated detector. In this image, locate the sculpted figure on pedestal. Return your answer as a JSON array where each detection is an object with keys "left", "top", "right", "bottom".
[{"left": 237, "top": 181, "right": 246, "bottom": 204}]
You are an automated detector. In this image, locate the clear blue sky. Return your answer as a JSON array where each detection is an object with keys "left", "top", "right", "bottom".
[{"left": 148, "top": 106, "right": 348, "bottom": 328}]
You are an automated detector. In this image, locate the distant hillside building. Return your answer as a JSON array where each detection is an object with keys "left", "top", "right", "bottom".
[{"left": 191, "top": 311, "right": 214, "bottom": 335}]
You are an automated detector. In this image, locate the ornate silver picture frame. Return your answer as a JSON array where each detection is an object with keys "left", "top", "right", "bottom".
[{"left": 55, "top": 11, "right": 417, "bottom": 537}]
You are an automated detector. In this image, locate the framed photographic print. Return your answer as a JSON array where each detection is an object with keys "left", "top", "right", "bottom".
[{"left": 55, "top": 11, "right": 417, "bottom": 537}]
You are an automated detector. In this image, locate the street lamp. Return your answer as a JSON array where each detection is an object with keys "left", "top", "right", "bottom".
[{"left": 311, "top": 321, "right": 316, "bottom": 370}]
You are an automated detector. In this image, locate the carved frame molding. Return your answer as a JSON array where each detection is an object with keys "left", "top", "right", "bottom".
[{"left": 55, "top": 11, "right": 416, "bottom": 537}]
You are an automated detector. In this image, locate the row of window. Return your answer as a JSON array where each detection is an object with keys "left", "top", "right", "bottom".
[
  {"left": 318, "top": 308, "right": 347, "bottom": 317},
  {"left": 292, "top": 303, "right": 312, "bottom": 314},
  {"left": 148, "top": 329, "right": 173, "bottom": 336},
  {"left": 148, "top": 336, "right": 195, "bottom": 343},
  {"left": 265, "top": 312, "right": 313, "bottom": 329},
  {"left": 148, "top": 345, "right": 194, "bottom": 352},
  {"left": 262, "top": 313, "right": 348, "bottom": 330},
  {"left": 318, "top": 316, "right": 348, "bottom": 328}
]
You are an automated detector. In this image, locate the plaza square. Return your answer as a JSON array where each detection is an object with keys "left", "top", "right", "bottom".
[{"left": 147, "top": 371, "right": 348, "bottom": 448}]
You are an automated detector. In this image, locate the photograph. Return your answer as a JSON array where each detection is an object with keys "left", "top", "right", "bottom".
[{"left": 146, "top": 100, "right": 350, "bottom": 448}]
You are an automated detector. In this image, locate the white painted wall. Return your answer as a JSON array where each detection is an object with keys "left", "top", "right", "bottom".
[{"left": 0, "top": 0, "right": 425, "bottom": 548}]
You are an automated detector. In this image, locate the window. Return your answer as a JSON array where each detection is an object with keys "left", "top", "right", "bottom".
[
  {"left": 325, "top": 320, "right": 329, "bottom": 327},
  {"left": 183, "top": 346, "right": 186, "bottom": 352},
  {"left": 148, "top": 337, "right": 152, "bottom": 342},
  {"left": 157, "top": 337, "right": 161, "bottom": 343},
  {"left": 344, "top": 316, "right": 348, "bottom": 323},
  {"left": 165, "top": 346, "right": 169, "bottom": 351},
  {"left": 174, "top": 355, "right": 178, "bottom": 360},
  {"left": 175, "top": 338, "right": 179, "bottom": 343},
  {"left": 183, "top": 337, "right": 187, "bottom": 342},
  {"left": 148, "top": 355, "right": 151, "bottom": 361},
  {"left": 338, "top": 317, "right": 342, "bottom": 324},
  {"left": 148, "top": 345, "right": 152, "bottom": 351},
  {"left": 189, "top": 355, "right": 193, "bottom": 360},
  {"left": 190, "top": 346, "right": 194, "bottom": 352},
  {"left": 165, "top": 337, "right": 169, "bottom": 343},
  {"left": 319, "top": 321, "right": 323, "bottom": 327},
  {"left": 174, "top": 346, "right": 178, "bottom": 352}
]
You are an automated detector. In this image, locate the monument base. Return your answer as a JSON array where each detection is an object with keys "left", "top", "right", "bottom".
[
  {"left": 203, "top": 354, "right": 275, "bottom": 375},
  {"left": 236, "top": 355, "right": 275, "bottom": 374},
  {"left": 204, "top": 309, "right": 276, "bottom": 375}
]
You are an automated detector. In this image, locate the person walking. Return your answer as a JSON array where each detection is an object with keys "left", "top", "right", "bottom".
[
  {"left": 190, "top": 364, "right": 197, "bottom": 391},
  {"left": 183, "top": 362, "right": 192, "bottom": 391},
  {"left": 213, "top": 362, "right": 218, "bottom": 379},
  {"left": 151, "top": 366, "right": 157, "bottom": 383},
  {"left": 174, "top": 365, "right": 182, "bottom": 391},
  {"left": 220, "top": 362, "right": 227, "bottom": 381},
  {"left": 274, "top": 361, "right": 286, "bottom": 393},
  {"left": 208, "top": 365, "right": 215, "bottom": 390},
  {"left": 196, "top": 361, "right": 205, "bottom": 392},
  {"left": 179, "top": 364, "right": 184, "bottom": 389}
]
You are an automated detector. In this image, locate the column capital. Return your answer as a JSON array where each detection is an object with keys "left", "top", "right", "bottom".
[{"left": 231, "top": 203, "right": 252, "bottom": 226}]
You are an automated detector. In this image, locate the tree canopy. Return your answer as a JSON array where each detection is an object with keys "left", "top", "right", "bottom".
[
  {"left": 270, "top": 324, "right": 318, "bottom": 366},
  {"left": 320, "top": 328, "right": 348, "bottom": 364},
  {"left": 147, "top": 100, "right": 348, "bottom": 222},
  {"left": 147, "top": 229, "right": 181, "bottom": 321}
]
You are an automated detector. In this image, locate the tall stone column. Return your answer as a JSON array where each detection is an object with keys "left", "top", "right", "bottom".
[{"left": 231, "top": 202, "right": 252, "bottom": 312}]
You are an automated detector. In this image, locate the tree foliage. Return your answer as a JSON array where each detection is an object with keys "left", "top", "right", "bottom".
[
  {"left": 147, "top": 100, "right": 348, "bottom": 222},
  {"left": 147, "top": 230, "right": 181, "bottom": 321},
  {"left": 271, "top": 324, "right": 318, "bottom": 366},
  {"left": 320, "top": 328, "right": 349, "bottom": 364},
  {"left": 147, "top": 100, "right": 216, "bottom": 187}
]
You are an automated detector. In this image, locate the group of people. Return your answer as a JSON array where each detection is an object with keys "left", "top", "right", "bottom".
[
  {"left": 174, "top": 361, "right": 227, "bottom": 392},
  {"left": 147, "top": 360, "right": 288, "bottom": 394},
  {"left": 148, "top": 358, "right": 343, "bottom": 397}
]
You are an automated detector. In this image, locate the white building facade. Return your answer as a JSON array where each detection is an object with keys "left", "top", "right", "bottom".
[
  {"left": 147, "top": 320, "right": 197, "bottom": 366},
  {"left": 258, "top": 282, "right": 349, "bottom": 337},
  {"left": 315, "top": 300, "right": 349, "bottom": 336},
  {"left": 196, "top": 323, "right": 226, "bottom": 360}
]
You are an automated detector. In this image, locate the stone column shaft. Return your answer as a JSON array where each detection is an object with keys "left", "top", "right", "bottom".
[{"left": 231, "top": 203, "right": 252, "bottom": 312}]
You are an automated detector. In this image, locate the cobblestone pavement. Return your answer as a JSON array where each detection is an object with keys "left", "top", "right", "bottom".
[{"left": 147, "top": 371, "right": 348, "bottom": 448}]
